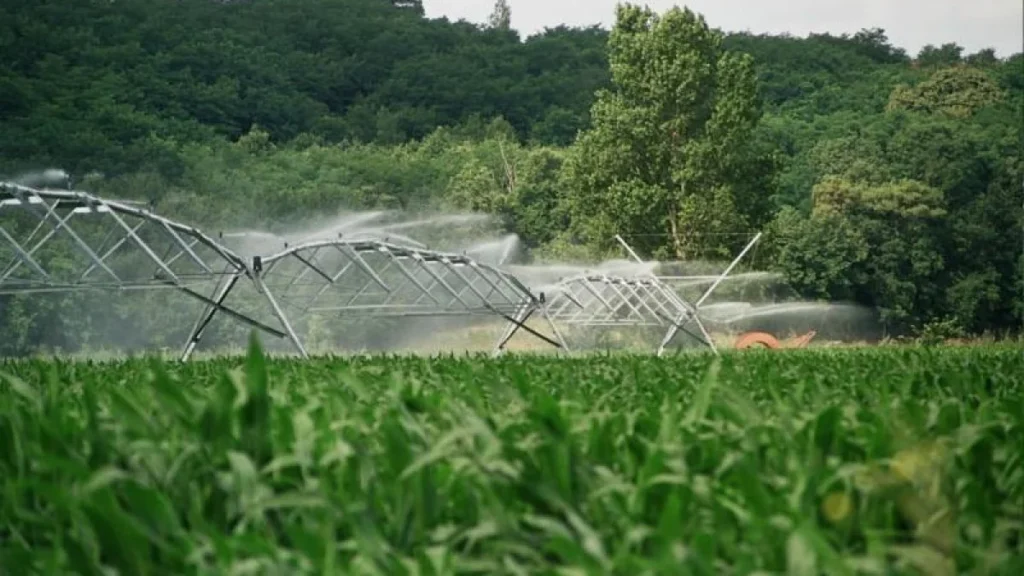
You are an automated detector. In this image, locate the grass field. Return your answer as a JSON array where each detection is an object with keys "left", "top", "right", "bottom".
[{"left": 0, "top": 340, "right": 1021, "bottom": 575}]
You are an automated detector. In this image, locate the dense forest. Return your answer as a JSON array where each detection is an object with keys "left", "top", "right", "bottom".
[{"left": 0, "top": 0, "right": 1021, "bottom": 353}]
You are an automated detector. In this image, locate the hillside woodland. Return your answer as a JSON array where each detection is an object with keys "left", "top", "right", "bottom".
[{"left": 0, "top": 0, "right": 1021, "bottom": 353}]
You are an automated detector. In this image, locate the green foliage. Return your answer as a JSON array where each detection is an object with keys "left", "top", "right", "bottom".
[
  {"left": 1, "top": 345, "right": 1022, "bottom": 573},
  {"left": 0, "top": 0, "right": 609, "bottom": 174},
  {"left": 487, "top": 0, "right": 512, "bottom": 30},
  {"left": 723, "top": 29, "right": 910, "bottom": 115},
  {"left": 1, "top": 1, "right": 1022, "bottom": 351},
  {"left": 560, "top": 5, "right": 773, "bottom": 260},
  {"left": 916, "top": 43, "right": 965, "bottom": 68},
  {"left": 765, "top": 85, "right": 1022, "bottom": 335},
  {"left": 766, "top": 207, "right": 870, "bottom": 301},
  {"left": 813, "top": 177, "right": 947, "bottom": 219},
  {"left": 887, "top": 66, "right": 1005, "bottom": 117},
  {"left": 916, "top": 318, "right": 968, "bottom": 345}
]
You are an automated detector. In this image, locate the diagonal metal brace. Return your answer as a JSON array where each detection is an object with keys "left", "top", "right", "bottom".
[{"left": 171, "top": 282, "right": 287, "bottom": 339}]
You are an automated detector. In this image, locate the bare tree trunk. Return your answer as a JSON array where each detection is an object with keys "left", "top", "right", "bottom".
[
  {"left": 498, "top": 140, "right": 516, "bottom": 196},
  {"left": 668, "top": 211, "right": 686, "bottom": 260}
]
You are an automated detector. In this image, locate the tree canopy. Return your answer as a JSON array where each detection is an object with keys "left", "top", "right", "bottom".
[{"left": 560, "top": 5, "right": 773, "bottom": 260}]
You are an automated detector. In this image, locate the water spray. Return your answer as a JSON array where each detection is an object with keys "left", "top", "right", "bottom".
[
  {"left": 532, "top": 233, "right": 763, "bottom": 355},
  {"left": 0, "top": 175, "right": 872, "bottom": 357}
]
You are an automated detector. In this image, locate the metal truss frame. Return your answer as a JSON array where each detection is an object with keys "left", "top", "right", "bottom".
[
  {"left": 0, "top": 181, "right": 286, "bottom": 342},
  {"left": 181, "top": 238, "right": 566, "bottom": 359},
  {"left": 2, "top": 179, "right": 759, "bottom": 359},
  {"left": 537, "top": 233, "right": 763, "bottom": 355}
]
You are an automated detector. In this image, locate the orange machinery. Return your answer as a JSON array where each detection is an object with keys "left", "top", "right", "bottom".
[{"left": 734, "top": 330, "right": 817, "bottom": 350}]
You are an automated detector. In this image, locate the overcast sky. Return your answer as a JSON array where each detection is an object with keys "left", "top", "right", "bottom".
[{"left": 423, "top": 0, "right": 1023, "bottom": 57}]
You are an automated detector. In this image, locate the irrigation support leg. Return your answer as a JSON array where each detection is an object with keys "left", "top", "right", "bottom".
[
  {"left": 539, "top": 304, "right": 571, "bottom": 352},
  {"left": 656, "top": 314, "right": 717, "bottom": 357},
  {"left": 491, "top": 302, "right": 569, "bottom": 356},
  {"left": 253, "top": 274, "right": 309, "bottom": 359},
  {"left": 695, "top": 232, "right": 763, "bottom": 308},
  {"left": 656, "top": 324, "right": 679, "bottom": 357},
  {"left": 176, "top": 279, "right": 288, "bottom": 361},
  {"left": 657, "top": 232, "right": 763, "bottom": 356},
  {"left": 492, "top": 304, "right": 536, "bottom": 356},
  {"left": 180, "top": 272, "right": 240, "bottom": 361},
  {"left": 615, "top": 234, "right": 645, "bottom": 265},
  {"left": 692, "top": 316, "right": 719, "bottom": 354}
]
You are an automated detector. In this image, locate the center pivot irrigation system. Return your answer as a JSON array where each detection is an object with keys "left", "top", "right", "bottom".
[
  {"left": 536, "top": 234, "right": 762, "bottom": 355},
  {"left": 0, "top": 181, "right": 762, "bottom": 358},
  {"left": 184, "top": 235, "right": 565, "bottom": 360}
]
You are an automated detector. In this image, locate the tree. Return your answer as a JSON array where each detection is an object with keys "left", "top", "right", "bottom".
[
  {"left": 772, "top": 176, "right": 948, "bottom": 332},
  {"left": 559, "top": 4, "right": 772, "bottom": 260},
  {"left": 767, "top": 206, "right": 870, "bottom": 302},
  {"left": 888, "top": 66, "right": 1005, "bottom": 117},
  {"left": 965, "top": 48, "right": 998, "bottom": 67},
  {"left": 916, "top": 43, "right": 964, "bottom": 67},
  {"left": 488, "top": 0, "right": 511, "bottom": 30},
  {"left": 850, "top": 28, "right": 908, "bottom": 63}
]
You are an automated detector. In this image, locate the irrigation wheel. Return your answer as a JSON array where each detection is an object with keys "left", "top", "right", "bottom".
[
  {"left": 734, "top": 331, "right": 782, "bottom": 349},
  {"left": 734, "top": 330, "right": 818, "bottom": 350}
]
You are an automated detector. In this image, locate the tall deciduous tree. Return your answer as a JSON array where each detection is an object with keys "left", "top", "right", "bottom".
[
  {"left": 559, "top": 4, "right": 772, "bottom": 260},
  {"left": 487, "top": 0, "right": 511, "bottom": 30}
]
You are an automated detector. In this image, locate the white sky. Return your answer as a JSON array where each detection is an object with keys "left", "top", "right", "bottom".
[{"left": 423, "top": 0, "right": 1024, "bottom": 57}]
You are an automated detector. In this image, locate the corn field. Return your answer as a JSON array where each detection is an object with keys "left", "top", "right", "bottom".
[{"left": 0, "top": 339, "right": 1021, "bottom": 575}]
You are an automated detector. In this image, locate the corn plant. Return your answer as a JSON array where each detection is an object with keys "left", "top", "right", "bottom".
[{"left": 0, "top": 338, "right": 1021, "bottom": 575}]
